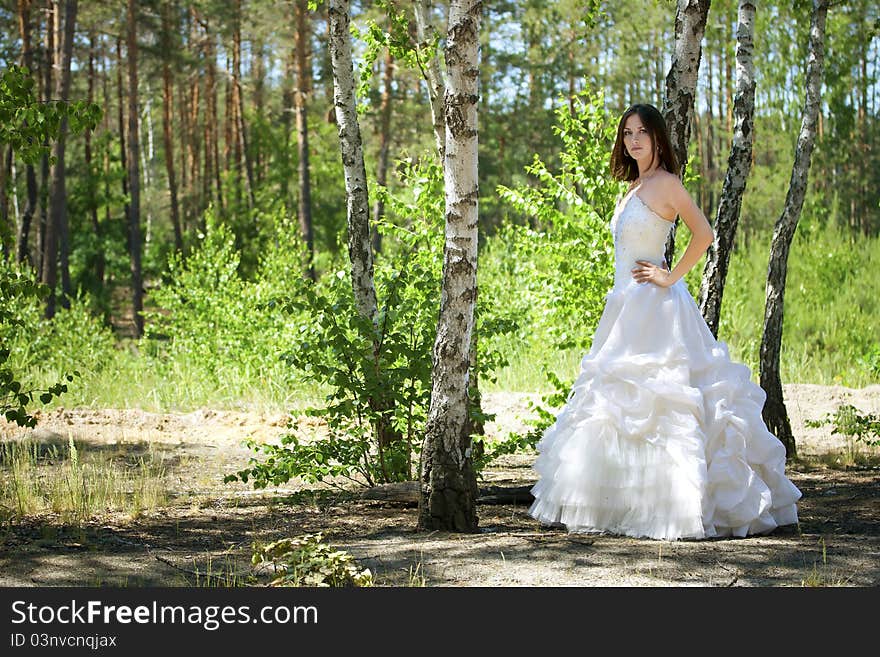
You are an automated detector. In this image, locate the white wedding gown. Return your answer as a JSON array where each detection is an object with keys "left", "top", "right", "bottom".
[{"left": 528, "top": 191, "right": 802, "bottom": 540}]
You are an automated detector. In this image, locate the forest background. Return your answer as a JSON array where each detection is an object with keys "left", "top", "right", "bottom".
[{"left": 1, "top": 0, "right": 878, "bottom": 448}]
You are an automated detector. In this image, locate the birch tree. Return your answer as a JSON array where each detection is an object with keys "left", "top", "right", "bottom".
[
  {"left": 418, "top": 0, "right": 481, "bottom": 532},
  {"left": 328, "top": 0, "right": 404, "bottom": 473},
  {"left": 760, "top": 0, "right": 830, "bottom": 458},
  {"left": 661, "top": 0, "right": 710, "bottom": 268},
  {"left": 698, "top": 0, "right": 756, "bottom": 338},
  {"left": 413, "top": 0, "right": 446, "bottom": 160}
]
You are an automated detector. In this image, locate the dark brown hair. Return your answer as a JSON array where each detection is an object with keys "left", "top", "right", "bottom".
[{"left": 609, "top": 103, "right": 679, "bottom": 181}]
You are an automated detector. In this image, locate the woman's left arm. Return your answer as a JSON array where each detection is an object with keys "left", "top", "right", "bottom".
[{"left": 658, "top": 177, "right": 715, "bottom": 287}]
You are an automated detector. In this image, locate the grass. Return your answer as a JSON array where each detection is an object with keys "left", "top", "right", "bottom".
[
  {"left": 801, "top": 538, "right": 853, "bottom": 587},
  {"left": 0, "top": 433, "right": 168, "bottom": 525}
]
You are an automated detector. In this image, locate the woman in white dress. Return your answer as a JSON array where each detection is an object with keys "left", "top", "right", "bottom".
[{"left": 528, "top": 103, "right": 802, "bottom": 540}]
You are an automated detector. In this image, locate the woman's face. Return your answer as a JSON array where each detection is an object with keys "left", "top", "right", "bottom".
[{"left": 622, "top": 113, "right": 654, "bottom": 165}]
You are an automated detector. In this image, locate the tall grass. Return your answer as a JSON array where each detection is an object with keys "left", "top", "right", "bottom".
[{"left": 0, "top": 434, "right": 168, "bottom": 524}]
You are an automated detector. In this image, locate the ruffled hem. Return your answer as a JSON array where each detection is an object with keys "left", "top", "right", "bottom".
[{"left": 528, "top": 277, "right": 802, "bottom": 541}]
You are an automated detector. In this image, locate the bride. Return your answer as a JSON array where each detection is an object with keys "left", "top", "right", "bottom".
[{"left": 528, "top": 103, "right": 802, "bottom": 541}]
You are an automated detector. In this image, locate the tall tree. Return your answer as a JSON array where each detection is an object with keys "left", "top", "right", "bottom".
[
  {"left": 661, "top": 0, "right": 711, "bottom": 268},
  {"left": 42, "top": 0, "right": 77, "bottom": 318},
  {"left": 85, "top": 31, "right": 104, "bottom": 286},
  {"left": 37, "top": 1, "right": 54, "bottom": 277},
  {"left": 126, "top": 0, "right": 144, "bottom": 337},
  {"left": 371, "top": 47, "right": 394, "bottom": 255},
  {"left": 16, "top": 0, "right": 38, "bottom": 266},
  {"left": 161, "top": 1, "right": 183, "bottom": 253},
  {"left": 759, "top": 0, "right": 829, "bottom": 458},
  {"left": 294, "top": 0, "right": 315, "bottom": 281},
  {"left": 328, "top": 0, "right": 404, "bottom": 473},
  {"left": 698, "top": 0, "right": 756, "bottom": 338},
  {"left": 418, "top": 0, "right": 481, "bottom": 533},
  {"left": 413, "top": 0, "right": 446, "bottom": 159}
]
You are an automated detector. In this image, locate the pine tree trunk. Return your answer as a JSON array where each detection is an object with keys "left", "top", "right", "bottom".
[
  {"left": 16, "top": 0, "right": 38, "bottom": 266},
  {"left": 116, "top": 35, "right": 129, "bottom": 255},
  {"left": 0, "top": 145, "right": 10, "bottom": 259},
  {"left": 86, "top": 31, "right": 104, "bottom": 286},
  {"left": 661, "top": 0, "right": 711, "bottom": 269},
  {"left": 204, "top": 26, "right": 222, "bottom": 213},
  {"left": 37, "top": 2, "right": 54, "bottom": 279},
  {"left": 161, "top": 3, "right": 183, "bottom": 252},
  {"left": 418, "top": 0, "right": 481, "bottom": 533},
  {"left": 295, "top": 0, "right": 315, "bottom": 281},
  {"left": 43, "top": 0, "right": 76, "bottom": 318},
  {"left": 232, "top": 0, "right": 255, "bottom": 210},
  {"left": 328, "top": 0, "right": 404, "bottom": 477},
  {"left": 126, "top": 0, "right": 144, "bottom": 337},
  {"left": 252, "top": 40, "right": 266, "bottom": 183},
  {"left": 371, "top": 47, "right": 394, "bottom": 255},
  {"left": 760, "top": 0, "right": 829, "bottom": 459},
  {"left": 281, "top": 44, "right": 294, "bottom": 208},
  {"left": 699, "top": 0, "right": 756, "bottom": 339}
]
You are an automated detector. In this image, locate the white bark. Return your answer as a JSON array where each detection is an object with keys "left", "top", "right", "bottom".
[
  {"left": 418, "top": 0, "right": 481, "bottom": 532},
  {"left": 413, "top": 0, "right": 447, "bottom": 160},
  {"left": 698, "top": 0, "right": 756, "bottom": 337},
  {"left": 760, "top": 0, "right": 829, "bottom": 459},
  {"left": 661, "top": 0, "right": 711, "bottom": 267},
  {"left": 328, "top": 0, "right": 378, "bottom": 326}
]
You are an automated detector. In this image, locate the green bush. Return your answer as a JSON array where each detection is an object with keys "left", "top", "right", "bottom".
[
  {"left": 251, "top": 533, "right": 373, "bottom": 587},
  {"left": 145, "top": 206, "right": 304, "bottom": 393},
  {"left": 0, "top": 262, "right": 81, "bottom": 426},
  {"left": 227, "top": 157, "right": 517, "bottom": 488}
]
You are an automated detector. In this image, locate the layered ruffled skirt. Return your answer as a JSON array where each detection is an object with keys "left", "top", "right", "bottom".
[{"left": 528, "top": 278, "right": 802, "bottom": 540}]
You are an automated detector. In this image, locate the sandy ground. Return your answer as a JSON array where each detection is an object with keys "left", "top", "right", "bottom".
[{"left": 1, "top": 383, "right": 878, "bottom": 587}]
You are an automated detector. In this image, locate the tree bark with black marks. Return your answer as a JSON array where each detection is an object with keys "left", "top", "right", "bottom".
[
  {"left": 760, "top": 0, "right": 829, "bottom": 459},
  {"left": 699, "top": 0, "right": 756, "bottom": 338},
  {"left": 42, "top": 0, "right": 77, "bottom": 318},
  {"left": 328, "top": 0, "right": 404, "bottom": 475},
  {"left": 661, "top": 0, "right": 711, "bottom": 269},
  {"left": 418, "top": 0, "right": 481, "bottom": 533},
  {"left": 126, "top": 0, "right": 144, "bottom": 337},
  {"left": 413, "top": 0, "right": 446, "bottom": 160}
]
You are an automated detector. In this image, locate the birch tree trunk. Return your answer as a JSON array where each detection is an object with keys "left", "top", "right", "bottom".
[
  {"left": 661, "top": 0, "right": 710, "bottom": 269},
  {"left": 698, "top": 0, "right": 756, "bottom": 338},
  {"left": 418, "top": 0, "right": 481, "bottom": 533},
  {"left": 42, "top": 0, "right": 76, "bottom": 318},
  {"left": 760, "top": 0, "right": 829, "bottom": 459},
  {"left": 415, "top": 0, "right": 487, "bottom": 463},
  {"left": 328, "top": 0, "right": 378, "bottom": 325},
  {"left": 126, "top": 0, "right": 144, "bottom": 337},
  {"left": 413, "top": 0, "right": 446, "bottom": 160},
  {"left": 328, "top": 0, "right": 404, "bottom": 475}
]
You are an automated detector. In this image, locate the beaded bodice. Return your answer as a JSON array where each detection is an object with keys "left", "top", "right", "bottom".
[{"left": 609, "top": 192, "right": 674, "bottom": 290}]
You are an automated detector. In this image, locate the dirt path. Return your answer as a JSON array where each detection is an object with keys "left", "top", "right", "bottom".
[{"left": 1, "top": 384, "right": 878, "bottom": 587}]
